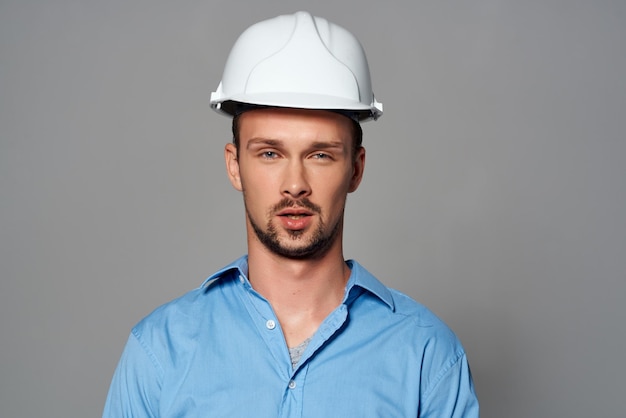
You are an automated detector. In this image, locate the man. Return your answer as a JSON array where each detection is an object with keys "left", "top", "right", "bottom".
[{"left": 104, "top": 11, "right": 478, "bottom": 417}]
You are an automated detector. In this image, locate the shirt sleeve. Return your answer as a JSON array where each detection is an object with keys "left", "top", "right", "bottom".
[
  {"left": 420, "top": 352, "right": 479, "bottom": 418},
  {"left": 102, "top": 329, "right": 162, "bottom": 418}
]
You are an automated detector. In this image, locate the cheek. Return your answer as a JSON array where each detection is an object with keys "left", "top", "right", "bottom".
[
  {"left": 315, "top": 172, "right": 352, "bottom": 208},
  {"left": 239, "top": 164, "right": 277, "bottom": 192},
  {"left": 239, "top": 168, "right": 283, "bottom": 215}
]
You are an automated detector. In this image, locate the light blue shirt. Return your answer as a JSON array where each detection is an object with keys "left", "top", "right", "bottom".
[{"left": 103, "top": 256, "right": 478, "bottom": 417}]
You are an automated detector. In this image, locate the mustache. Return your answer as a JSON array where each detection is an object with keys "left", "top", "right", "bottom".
[{"left": 271, "top": 197, "right": 321, "bottom": 214}]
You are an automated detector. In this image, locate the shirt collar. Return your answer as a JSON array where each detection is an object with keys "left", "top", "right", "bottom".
[
  {"left": 344, "top": 259, "right": 395, "bottom": 311},
  {"left": 200, "top": 256, "right": 395, "bottom": 311},
  {"left": 200, "top": 256, "right": 250, "bottom": 289}
]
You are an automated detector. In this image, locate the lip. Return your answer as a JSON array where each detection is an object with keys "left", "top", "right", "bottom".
[
  {"left": 276, "top": 208, "right": 314, "bottom": 217},
  {"left": 276, "top": 208, "right": 314, "bottom": 230}
]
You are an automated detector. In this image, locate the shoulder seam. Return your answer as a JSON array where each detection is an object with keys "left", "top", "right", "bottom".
[
  {"left": 131, "top": 327, "right": 165, "bottom": 378},
  {"left": 422, "top": 349, "right": 466, "bottom": 401}
]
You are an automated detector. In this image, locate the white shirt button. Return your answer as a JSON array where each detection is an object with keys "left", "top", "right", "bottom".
[
  {"left": 265, "top": 319, "right": 276, "bottom": 330},
  {"left": 238, "top": 275, "right": 245, "bottom": 284},
  {"left": 288, "top": 380, "right": 297, "bottom": 389}
]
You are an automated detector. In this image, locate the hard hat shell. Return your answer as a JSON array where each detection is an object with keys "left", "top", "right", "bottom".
[{"left": 210, "top": 11, "right": 383, "bottom": 121}]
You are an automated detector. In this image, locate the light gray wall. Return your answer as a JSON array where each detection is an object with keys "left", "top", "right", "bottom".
[{"left": 1, "top": 1, "right": 624, "bottom": 417}]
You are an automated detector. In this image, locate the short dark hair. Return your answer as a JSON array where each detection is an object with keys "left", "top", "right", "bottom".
[{"left": 231, "top": 111, "right": 363, "bottom": 159}]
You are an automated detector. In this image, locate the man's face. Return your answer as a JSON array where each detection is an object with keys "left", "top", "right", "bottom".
[{"left": 225, "top": 108, "right": 365, "bottom": 259}]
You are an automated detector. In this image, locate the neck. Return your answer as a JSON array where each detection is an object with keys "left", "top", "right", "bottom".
[{"left": 246, "top": 232, "right": 350, "bottom": 347}]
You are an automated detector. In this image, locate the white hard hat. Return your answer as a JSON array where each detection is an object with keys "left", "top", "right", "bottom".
[{"left": 210, "top": 11, "right": 383, "bottom": 121}]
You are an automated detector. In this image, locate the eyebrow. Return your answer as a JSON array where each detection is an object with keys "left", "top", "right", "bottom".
[
  {"left": 246, "top": 138, "right": 281, "bottom": 149},
  {"left": 310, "top": 141, "right": 345, "bottom": 150},
  {"left": 246, "top": 138, "right": 346, "bottom": 151}
]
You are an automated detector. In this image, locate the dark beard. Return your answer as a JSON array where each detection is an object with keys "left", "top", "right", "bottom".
[{"left": 246, "top": 197, "right": 343, "bottom": 260}]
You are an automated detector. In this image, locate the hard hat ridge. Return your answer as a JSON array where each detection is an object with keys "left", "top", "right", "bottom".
[{"left": 210, "top": 11, "right": 383, "bottom": 121}]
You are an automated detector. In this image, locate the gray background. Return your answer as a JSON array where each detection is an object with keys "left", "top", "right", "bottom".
[{"left": 1, "top": 1, "right": 625, "bottom": 417}]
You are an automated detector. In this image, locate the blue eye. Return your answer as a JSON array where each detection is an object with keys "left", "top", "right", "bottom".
[
  {"left": 262, "top": 151, "right": 278, "bottom": 159},
  {"left": 313, "top": 153, "right": 330, "bottom": 159}
]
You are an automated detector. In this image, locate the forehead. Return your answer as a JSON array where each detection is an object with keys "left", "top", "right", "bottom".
[{"left": 237, "top": 108, "right": 353, "bottom": 145}]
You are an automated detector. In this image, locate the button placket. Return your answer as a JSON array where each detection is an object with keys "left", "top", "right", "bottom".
[{"left": 281, "top": 366, "right": 307, "bottom": 418}]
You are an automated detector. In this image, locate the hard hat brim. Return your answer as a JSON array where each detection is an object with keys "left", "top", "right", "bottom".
[{"left": 211, "top": 92, "right": 382, "bottom": 121}]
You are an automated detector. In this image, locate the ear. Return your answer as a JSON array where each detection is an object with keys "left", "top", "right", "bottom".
[
  {"left": 224, "top": 143, "right": 243, "bottom": 191},
  {"left": 348, "top": 147, "right": 366, "bottom": 193}
]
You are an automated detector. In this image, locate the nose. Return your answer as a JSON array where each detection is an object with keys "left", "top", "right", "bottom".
[{"left": 281, "top": 160, "right": 311, "bottom": 199}]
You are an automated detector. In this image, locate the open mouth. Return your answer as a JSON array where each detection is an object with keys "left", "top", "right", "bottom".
[
  {"left": 276, "top": 208, "right": 314, "bottom": 230},
  {"left": 277, "top": 208, "right": 313, "bottom": 218},
  {"left": 282, "top": 214, "right": 309, "bottom": 219}
]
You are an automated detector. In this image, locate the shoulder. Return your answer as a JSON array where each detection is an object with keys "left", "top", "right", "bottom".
[
  {"left": 383, "top": 286, "right": 474, "bottom": 405},
  {"left": 389, "top": 288, "right": 454, "bottom": 334},
  {"left": 131, "top": 269, "right": 238, "bottom": 346},
  {"left": 131, "top": 287, "right": 205, "bottom": 344},
  {"left": 387, "top": 287, "right": 466, "bottom": 365},
  {"left": 349, "top": 260, "right": 466, "bottom": 360},
  {"left": 350, "top": 261, "right": 460, "bottom": 340},
  {"left": 133, "top": 259, "right": 247, "bottom": 333},
  {"left": 387, "top": 289, "right": 480, "bottom": 415}
]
